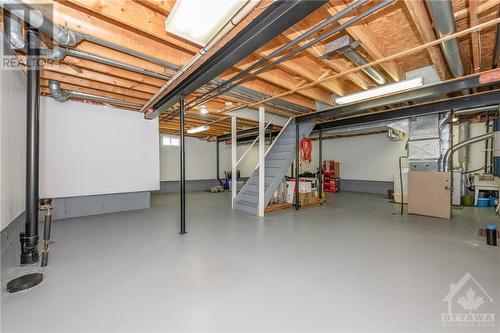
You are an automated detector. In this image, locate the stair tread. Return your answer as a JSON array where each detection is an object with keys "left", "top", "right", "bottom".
[{"left": 235, "top": 199, "right": 257, "bottom": 207}]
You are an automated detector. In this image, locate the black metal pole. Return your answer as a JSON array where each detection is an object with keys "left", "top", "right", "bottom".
[
  {"left": 295, "top": 122, "right": 300, "bottom": 210},
  {"left": 318, "top": 129, "right": 323, "bottom": 200},
  {"left": 7, "top": 28, "right": 44, "bottom": 293},
  {"left": 20, "top": 28, "right": 40, "bottom": 265},
  {"left": 216, "top": 139, "right": 223, "bottom": 186},
  {"left": 179, "top": 96, "right": 186, "bottom": 234}
]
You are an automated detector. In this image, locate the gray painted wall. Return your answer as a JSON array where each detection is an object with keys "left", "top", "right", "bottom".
[
  {"left": 340, "top": 179, "right": 393, "bottom": 195},
  {"left": 47, "top": 191, "right": 151, "bottom": 220}
]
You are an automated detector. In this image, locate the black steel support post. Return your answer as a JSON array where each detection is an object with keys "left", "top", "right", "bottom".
[
  {"left": 295, "top": 122, "right": 300, "bottom": 210},
  {"left": 318, "top": 129, "right": 323, "bottom": 200},
  {"left": 7, "top": 28, "right": 44, "bottom": 294},
  {"left": 216, "top": 139, "right": 223, "bottom": 186},
  {"left": 179, "top": 97, "right": 186, "bottom": 234},
  {"left": 21, "top": 29, "right": 40, "bottom": 265}
]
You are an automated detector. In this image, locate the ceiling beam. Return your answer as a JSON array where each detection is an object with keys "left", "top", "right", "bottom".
[
  {"left": 281, "top": 16, "right": 373, "bottom": 90},
  {"left": 325, "top": 1, "right": 404, "bottom": 82},
  {"left": 454, "top": 0, "right": 500, "bottom": 21},
  {"left": 469, "top": 0, "right": 482, "bottom": 73},
  {"left": 56, "top": 0, "right": 200, "bottom": 53},
  {"left": 404, "top": 0, "right": 448, "bottom": 80}
]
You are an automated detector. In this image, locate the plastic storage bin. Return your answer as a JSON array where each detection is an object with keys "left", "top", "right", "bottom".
[{"left": 477, "top": 198, "right": 489, "bottom": 207}]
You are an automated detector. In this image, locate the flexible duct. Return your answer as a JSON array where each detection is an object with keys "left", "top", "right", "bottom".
[
  {"left": 2, "top": 12, "right": 169, "bottom": 80},
  {"left": 426, "top": 0, "right": 465, "bottom": 77},
  {"left": 442, "top": 132, "right": 494, "bottom": 171},
  {"left": 48, "top": 80, "right": 142, "bottom": 108}
]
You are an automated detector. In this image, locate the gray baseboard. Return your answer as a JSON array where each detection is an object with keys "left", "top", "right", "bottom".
[
  {"left": 48, "top": 191, "right": 151, "bottom": 220},
  {"left": 158, "top": 179, "right": 221, "bottom": 193},
  {"left": 340, "top": 179, "right": 393, "bottom": 195},
  {"left": 157, "top": 178, "right": 250, "bottom": 193}
]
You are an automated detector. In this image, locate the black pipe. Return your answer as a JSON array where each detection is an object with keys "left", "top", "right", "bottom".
[
  {"left": 216, "top": 140, "right": 223, "bottom": 186},
  {"left": 179, "top": 97, "right": 186, "bottom": 234},
  {"left": 295, "top": 122, "right": 300, "bottom": 210},
  {"left": 485, "top": 114, "right": 490, "bottom": 173},
  {"left": 189, "top": 0, "right": 392, "bottom": 111},
  {"left": 291, "top": 162, "right": 294, "bottom": 178},
  {"left": 399, "top": 156, "right": 406, "bottom": 216},
  {"left": 20, "top": 28, "right": 40, "bottom": 265},
  {"left": 318, "top": 129, "right": 323, "bottom": 200}
]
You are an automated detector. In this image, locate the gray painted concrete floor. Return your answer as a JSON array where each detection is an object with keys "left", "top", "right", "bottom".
[{"left": 1, "top": 192, "right": 499, "bottom": 332}]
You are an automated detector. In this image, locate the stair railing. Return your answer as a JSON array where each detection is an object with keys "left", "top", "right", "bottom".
[{"left": 236, "top": 115, "right": 277, "bottom": 168}]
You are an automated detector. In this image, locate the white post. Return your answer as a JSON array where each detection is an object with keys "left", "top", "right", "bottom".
[
  {"left": 258, "top": 107, "right": 265, "bottom": 217},
  {"left": 231, "top": 116, "right": 237, "bottom": 208}
]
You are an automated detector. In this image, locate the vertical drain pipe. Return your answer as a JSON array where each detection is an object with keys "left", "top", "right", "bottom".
[
  {"left": 7, "top": 29, "right": 44, "bottom": 293},
  {"left": 179, "top": 97, "right": 186, "bottom": 234},
  {"left": 21, "top": 29, "right": 41, "bottom": 265},
  {"left": 295, "top": 122, "right": 300, "bottom": 210},
  {"left": 318, "top": 129, "right": 323, "bottom": 200}
]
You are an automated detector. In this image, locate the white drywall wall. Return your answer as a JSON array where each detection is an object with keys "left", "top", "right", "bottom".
[
  {"left": 160, "top": 137, "right": 269, "bottom": 181},
  {"left": 160, "top": 136, "right": 216, "bottom": 181},
  {"left": 159, "top": 123, "right": 491, "bottom": 183},
  {"left": 303, "top": 133, "right": 408, "bottom": 181},
  {"left": 452, "top": 122, "right": 488, "bottom": 172},
  {"left": 0, "top": 55, "right": 27, "bottom": 230},
  {"left": 40, "top": 97, "right": 160, "bottom": 198}
]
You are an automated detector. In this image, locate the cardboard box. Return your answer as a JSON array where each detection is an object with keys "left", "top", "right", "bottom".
[
  {"left": 333, "top": 162, "right": 340, "bottom": 178},
  {"left": 285, "top": 182, "right": 313, "bottom": 205}
]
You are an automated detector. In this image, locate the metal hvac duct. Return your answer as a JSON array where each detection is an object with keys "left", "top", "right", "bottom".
[
  {"left": 323, "top": 36, "right": 387, "bottom": 85},
  {"left": 426, "top": 0, "right": 465, "bottom": 77},
  {"left": 48, "top": 80, "right": 142, "bottom": 108},
  {"left": 2, "top": 2, "right": 84, "bottom": 46}
]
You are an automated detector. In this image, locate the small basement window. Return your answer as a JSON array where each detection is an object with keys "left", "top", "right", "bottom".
[{"left": 162, "top": 136, "right": 179, "bottom": 146}]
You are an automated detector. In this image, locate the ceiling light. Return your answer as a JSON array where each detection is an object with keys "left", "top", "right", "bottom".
[
  {"left": 165, "top": 0, "right": 246, "bottom": 46},
  {"left": 335, "top": 77, "right": 424, "bottom": 105},
  {"left": 224, "top": 101, "right": 233, "bottom": 107},
  {"left": 452, "top": 117, "right": 459, "bottom": 122},
  {"left": 187, "top": 125, "right": 210, "bottom": 134},
  {"left": 200, "top": 106, "right": 209, "bottom": 114}
]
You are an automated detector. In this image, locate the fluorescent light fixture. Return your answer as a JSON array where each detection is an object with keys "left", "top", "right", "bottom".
[
  {"left": 165, "top": 0, "right": 246, "bottom": 46},
  {"left": 200, "top": 105, "right": 209, "bottom": 114},
  {"left": 187, "top": 125, "right": 210, "bottom": 134},
  {"left": 335, "top": 77, "right": 424, "bottom": 105}
]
